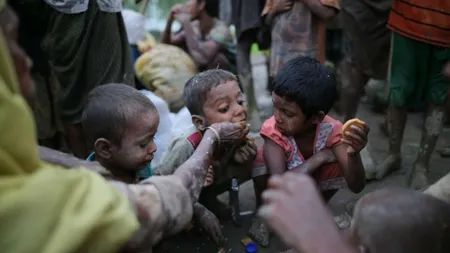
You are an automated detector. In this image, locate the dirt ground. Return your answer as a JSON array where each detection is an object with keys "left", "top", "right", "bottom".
[{"left": 158, "top": 55, "right": 450, "bottom": 253}]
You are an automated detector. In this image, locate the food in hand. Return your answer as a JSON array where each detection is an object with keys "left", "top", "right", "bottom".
[{"left": 342, "top": 118, "right": 366, "bottom": 136}]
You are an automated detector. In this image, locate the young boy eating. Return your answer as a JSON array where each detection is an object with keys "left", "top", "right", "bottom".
[
  {"left": 82, "top": 83, "right": 159, "bottom": 183},
  {"left": 158, "top": 69, "right": 269, "bottom": 245},
  {"left": 261, "top": 56, "right": 367, "bottom": 200}
]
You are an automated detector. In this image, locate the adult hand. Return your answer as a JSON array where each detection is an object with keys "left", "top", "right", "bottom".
[
  {"left": 208, "top": 121, "right": 250, "bottom": 146},
  {"left": 258, "top": 173, "right": 338, "bottom": 252}
]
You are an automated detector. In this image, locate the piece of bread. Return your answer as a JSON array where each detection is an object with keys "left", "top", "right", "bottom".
[{"left": 342, "top": 118, "right": 366, "bottom": 135}]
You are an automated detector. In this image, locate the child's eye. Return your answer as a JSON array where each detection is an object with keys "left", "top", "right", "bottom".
[
  {"left": 237, "top": 100, "right": 245, "bottom": 106},
  {"left": 283, "top": 110, "right": 293, "bottom": 117},
  {"left": 139, "top": 142, "right": 148, "bottom": 148},
  {"left": 218, "top": 106, "right": 229, "bottom": 113}
]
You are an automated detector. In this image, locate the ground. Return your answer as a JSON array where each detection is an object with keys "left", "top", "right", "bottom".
[{"left": 159, "top": 55, "right": 450, "bottom": 253}]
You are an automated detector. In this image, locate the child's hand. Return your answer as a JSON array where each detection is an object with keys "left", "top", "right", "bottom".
[
  {"left": 273, "top": 0, "right": 293, "bottom": 14},
  {"left": 195, "top": 205, "right": 225, "bottom": 245},
  {"left": 233, "top": 140, "right": 258, "bottom": 164},
  {"left": 203, "top": 165, "right": 215, "bottom": 187},
  {"left": 342, "top": 123, "right": 370, "bottom": 155}
]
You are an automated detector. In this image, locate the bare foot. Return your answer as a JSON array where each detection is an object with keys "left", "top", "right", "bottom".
[
  {"left": 374, "top": 154, "right": 401, "bottom": 180},
  {"left": 408, "top": 163, "right": 429, "bottom": 190},
  {"left": 248, "top": 216, "right": 270, "bottom": 247}
]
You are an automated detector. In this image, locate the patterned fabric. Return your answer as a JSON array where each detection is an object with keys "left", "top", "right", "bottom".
[
  {"left": 42, "top": 0, "right": 122, "bottom": 14},
  {"left": 388, "top": 0, "right": 450, "bottom": 48},
  {"left": 260, "top": 115, "right": 347, "bottom": 191},
  {"left": 269, "top": 0, "right": 339, "bottom": 77},
  {"left": 111, "top": 176, "right": 194, "bottom": 249}
]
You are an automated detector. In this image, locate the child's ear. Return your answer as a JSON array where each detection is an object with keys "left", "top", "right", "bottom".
[
  {"left": 311, "top": 111, "right": 325, "bottom": 124},
  {"left": 191, "top": 115, "right": 206, "bottom": 131},
  {"left": 94, "top": 138, "right": 113, "bottom": 159}
]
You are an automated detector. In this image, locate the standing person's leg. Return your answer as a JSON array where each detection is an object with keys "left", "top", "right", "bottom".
[
  {"left": 372, "top": 33, "right": 413, "bottom": 180},
  {"left": 408, "top": 46, "right": 450, "bottom": 190},
  {"left": 237, "top": 29, "right": 262, "bottom": 131},
  {"left": 41, "top": 1, "right": 134, "bottom": 158}
]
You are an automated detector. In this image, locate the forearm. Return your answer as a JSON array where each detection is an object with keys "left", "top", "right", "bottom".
[
  {"left": 180, "top": 20, "right": 210, "bottom": 65},
  {"left": 161, "top": 18, "right": 174, "bottom": 44},
  {"left": 303, "top": 0, "right": 336, "bottom": 20},
  {"left": 343, "top": 154, "right": 365, "bottom": 193},
  {"left": 173, "top": 130, "right": 218, "bottom": 203}
]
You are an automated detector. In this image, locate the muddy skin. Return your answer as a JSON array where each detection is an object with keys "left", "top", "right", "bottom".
[
  {"left": 408, "top": 105, "right": 445, "bottom": 190},
  {"left": 237, "top": 33, "right": 262, "bottom": 132},
  {"left": 339, "top": 59, "right": 369, "bottom": 122},
  {"left": 369, "top": 105, "right": 406, "bottom": 180}
]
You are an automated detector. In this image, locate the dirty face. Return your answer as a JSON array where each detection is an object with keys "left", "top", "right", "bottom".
[
  {"left": 110, "top": 109, "right": 159, "bottom": 172},
  {"left": 272, "top": 92, "right": 316, "bottom": 136},
  {"left": 202, "top": 80, "right": 247, "bottom": 126},
  {"left": 185, "top": 0, "right": 204, "bottom": 19},
  {"left": 0, "top": 6, "right": 35, "bottom": 106}
]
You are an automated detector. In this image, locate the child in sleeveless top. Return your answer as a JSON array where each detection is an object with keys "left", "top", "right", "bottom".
[{"left": 261, "top": 56, "right": 368, "bottom": 201}]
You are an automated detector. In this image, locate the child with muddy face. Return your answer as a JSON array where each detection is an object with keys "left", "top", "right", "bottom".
[
  {"left": 261, "top": 56, "right": 368, "bottom": 208},
  {"left": 157, "top": 69, "right": 268, "bottom": 246},
  {"left": 82, "top": 83, "right": 160, "bottom": 184}
]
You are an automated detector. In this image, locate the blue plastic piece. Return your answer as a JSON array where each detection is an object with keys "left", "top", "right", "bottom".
[{"left": 245, "top": 242, "right": 257, "bottom": 253}]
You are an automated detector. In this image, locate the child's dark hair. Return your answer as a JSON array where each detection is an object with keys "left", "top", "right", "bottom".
[
  {"left": 198, "top": 0, "right": 219, "bottom": 18},
  {"left": 183, "top": 69, "right": 238, "bottom": 115},
  {"left": 272, "top": 56, "right": 338, "bottom": 118},
  {"left": 82, "top": 83, "right": 156, "bottom": 146}
]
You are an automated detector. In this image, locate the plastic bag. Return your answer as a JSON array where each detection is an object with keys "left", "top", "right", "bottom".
[
  {"left": 135, "top": 44, "right": 197, "bottom": 112},
  {"left": 140, "top": 90, "right": 173, "bottom": 169}
]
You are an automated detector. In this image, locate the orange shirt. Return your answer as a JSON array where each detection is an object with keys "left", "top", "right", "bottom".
[{"left": 388, "top": 0, "right": 450, "bottom": 48}]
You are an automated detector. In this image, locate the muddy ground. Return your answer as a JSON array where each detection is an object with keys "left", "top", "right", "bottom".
[{"left": 158, "top": 55, "right": 450, "bottom": 253}]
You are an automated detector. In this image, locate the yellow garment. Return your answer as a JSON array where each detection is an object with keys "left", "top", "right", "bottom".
[{"left": 0, "top": 3, "right": 139, "bottom": 252}]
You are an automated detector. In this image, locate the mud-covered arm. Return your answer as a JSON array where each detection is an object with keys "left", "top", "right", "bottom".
[
  {"left": 38, "top": 146, "right": 112, "bottom": 177},
  {"left": 111, "top": 176, "right": 193, "bottom": 246}
]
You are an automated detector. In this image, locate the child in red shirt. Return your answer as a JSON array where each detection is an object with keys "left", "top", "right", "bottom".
[{"left": 261, "top": 57, "right": 368, "bottom": 200}]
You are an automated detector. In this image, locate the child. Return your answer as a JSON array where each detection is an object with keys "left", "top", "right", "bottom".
[
  {"left": 82, "top": 83, "right": 159, "bottom": 183},
  {"left": 351, "top": 188, "right": 450, "bottom": 253},
  {"left": 158, "top": 69, "right": 269, "bottom": 245},
  {"left": 261, "top": 56, "right": 367, "bottom": 200}
]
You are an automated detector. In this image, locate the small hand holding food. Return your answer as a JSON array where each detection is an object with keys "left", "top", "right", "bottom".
[
  {"left": 342, "top": 118, "right": 370, "bottom": 155},
  {"left": 233, "top": 137, "right": 258, "bottom": 164}
]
